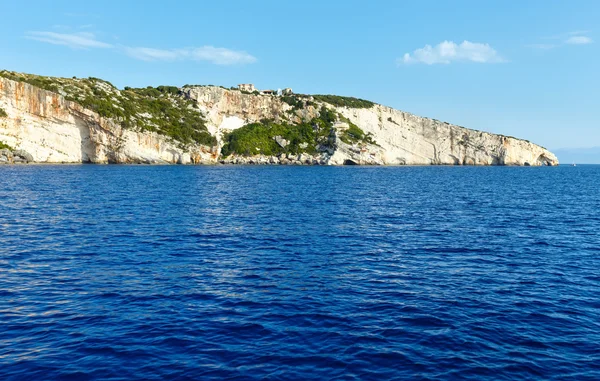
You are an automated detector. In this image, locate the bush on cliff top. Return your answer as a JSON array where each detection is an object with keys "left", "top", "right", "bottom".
[
  {"left": 0, "top": 70, "right": 215, "bottom": 147},
  {"left": 0, "top": 70, "right": 378, "bottom": 149},
  {"left": 221, "top": 106, "right": 375, "bottom": 157},
  {"left": 312, "top": 94, "right": 375, "bottom": 109},
  {"left": 221, "top": 106, "right": 337, "bottom": 157},
  {"left": 0, "top": 107, "right": 7, "bottom": 118},
  {"left": 340, "top": 123, "right": 376, "bottom": 145}
]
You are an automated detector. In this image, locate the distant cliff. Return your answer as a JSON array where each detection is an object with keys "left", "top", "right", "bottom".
[{"left": 0, "top": 71, "right": 558, "bottom": 166}]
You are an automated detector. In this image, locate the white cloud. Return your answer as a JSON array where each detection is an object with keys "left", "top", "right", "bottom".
[
  {"left": 529, "top": 31, "right": 594, "bottom": 50},
  {"left": 526, "top": 43, "right": 557, "bottom": 50},
  {"left": 26, "top": 30, "right": 257, "bottom": 66},
  {"left": 26, "top": 31, "right": 112, "bottom": 49},
  {"left": 124, "top": 46, "right": 257, "bottom": 65},
  {"left": 189, "top": 46, "right": 257, "bottom": 65},
  {"left": 565, "top": 30, "right": 591, "bottom": 37},
  {"left": 123, "top": 47, "right": 183, "bottom": 61},
  {"left": 565, "top": 36, "right": 593, "bottom": 45},
  {"left": 400, "top": 40, "right": 504, "bottom": 65}
]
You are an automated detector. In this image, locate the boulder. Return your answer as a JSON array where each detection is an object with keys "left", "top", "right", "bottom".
[
  {"left": 0, "top": 149, "right": 12, "bottom": 158},
  {"left": 274, "top": 136, "right": 289, "bottom": 148},
  {"left": 13, "top": 149, "right": 34, "bottom": 163}
]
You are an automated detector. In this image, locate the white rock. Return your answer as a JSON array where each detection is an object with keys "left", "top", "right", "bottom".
[
  {"left": 0, "top": 79, "right": 558, "bottom": 166},
  {"left": 0, "top": 78, "right": 215, "bottom": 164}
]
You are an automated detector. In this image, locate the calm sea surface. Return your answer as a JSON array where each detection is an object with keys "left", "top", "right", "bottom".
[{"left": 1, "top": 165, "right": 599, "bottom": 380}]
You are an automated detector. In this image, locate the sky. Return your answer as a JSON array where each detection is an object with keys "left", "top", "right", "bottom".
[{"left": 1, "top": 0, "right": 598, "bottom": 155}]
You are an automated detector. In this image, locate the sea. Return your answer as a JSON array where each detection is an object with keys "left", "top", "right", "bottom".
[{"left": 1, "top": 165, "right": 599, "bottom": 380}]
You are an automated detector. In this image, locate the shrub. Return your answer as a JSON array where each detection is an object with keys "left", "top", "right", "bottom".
[
  {"left": 0, "top": 141, "right": 12, "bottom": 150},
  {"left": 339, "top": 119, "right": 376, "bottom": 146},
  {"left": 221, "top": 108, "right": 337, "bottom": 157},
  {"left": 0, "top": 70, "right": 216, "bottom": 147},
  {"left": 344, "top": 124, "right": 365, "bottom": 142},
  {"left": 312, "top": 94, "right": 375, "bottom": 109},
  {"left": 281, "top": 95, "right": 304, "bottom": 110},
  {"left": 0, "top": 107, "right": 7, "bottom": 118}
]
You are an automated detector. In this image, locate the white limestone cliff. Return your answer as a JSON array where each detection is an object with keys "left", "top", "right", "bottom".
[
  {"left": 183, "top": 86, "right": 557, "bottom": 166},
  {"left": 335, "top": 105, "right": 558, "bottom": 166},
  {"left": 0, "top": 77, "right": 558, "bottom": 166},
  {"left": 0, "top": 77, "right": 215, "bottom": 164}
]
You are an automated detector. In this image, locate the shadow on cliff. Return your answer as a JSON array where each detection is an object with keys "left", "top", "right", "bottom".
[{"left": 76, "top": 117, "right": 94, "bottom": 163}]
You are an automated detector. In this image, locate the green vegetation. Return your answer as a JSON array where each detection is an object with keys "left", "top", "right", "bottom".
[
  {"left": 71, "top": 84, "right": 214, "bottom": 147},
  {"left": 280, "top": 95, "right": 317, "bottom": 111},
  {"left": 0, "top": 70, "right": 62, "bottom": 93},
  {"left": 0, "top": 141, "right": 13, "bottom": 150},
  {"left": 221, "top": 106, "right": 375, "bottom": 157},
  {"left": 221, "top": 106, "right": 337, "bottom": 157},
  {"left": 312, "top": 94, "right": 375, "bottom": 109},
  {"left": 0, "top": 107, "right": 7, "bottom": 118},
  {"left": 0, "top": 70, "right": 379, "bottom": 152},
  {"left": 280, "top": 95, "right": 301, "bottom": 109},
  {"left": 338, "top": 117, "right": 377, "bottom": 145},
  {"left": 0, "top": 70, "right": 215, "bottom": 147}
]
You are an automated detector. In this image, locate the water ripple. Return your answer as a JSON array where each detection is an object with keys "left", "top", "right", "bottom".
[{"left": 1, "top": 165, "right": 599, "bottom": 380}]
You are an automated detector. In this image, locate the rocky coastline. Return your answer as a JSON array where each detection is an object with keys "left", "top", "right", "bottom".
[{"left": 0, "top": 71, "right": 559, "bottom": 166}]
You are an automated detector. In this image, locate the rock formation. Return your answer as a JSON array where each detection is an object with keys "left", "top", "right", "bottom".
[{"left": 0, "top": 72, "right": 558, "bottom": 166}]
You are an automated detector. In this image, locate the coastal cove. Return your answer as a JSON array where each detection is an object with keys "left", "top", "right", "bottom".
[{"left": 1, "top": 165, "right": 598, "bottom": 380}]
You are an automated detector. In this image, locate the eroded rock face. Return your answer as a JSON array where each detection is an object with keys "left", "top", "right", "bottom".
[
  {"left": 0, "top": 77, "right": 215, "bottom": 164},
  {"left": 335, "top": 105, "right": 559, "bottom": 166},
  {"left": 0, "top": 77, "right": 558, "bottom": 166},
  {"left": 184, "top": 86, "right": 557, "bottom": 166}
]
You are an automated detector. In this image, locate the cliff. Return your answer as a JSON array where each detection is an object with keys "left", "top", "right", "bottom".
[{"left": 0, "top": 71, "right": 558, "bottom": 166}]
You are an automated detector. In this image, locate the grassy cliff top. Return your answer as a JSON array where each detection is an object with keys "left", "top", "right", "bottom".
[
  {"left": 0, "top": 70, "right": 215, "bottom": 147},
  {"left": 0, "top": 70, "right": 543, "bottom": 152}
]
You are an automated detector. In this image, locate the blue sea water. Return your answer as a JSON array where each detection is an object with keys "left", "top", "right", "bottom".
[{"left": 0, "top": 165, "right": 599, "bottom": 380}]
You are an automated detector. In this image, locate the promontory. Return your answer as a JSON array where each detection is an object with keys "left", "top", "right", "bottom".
[{"left": 0, "top": 71, "right": 558, "bottom": 166}]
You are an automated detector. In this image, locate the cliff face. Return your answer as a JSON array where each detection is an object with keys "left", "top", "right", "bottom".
[
  {"left": 183, "top": 86, "right": 557, "bottom": 166},
  {"left": 0, "top": 77, "right": 214, "bottom": 164},
  {"left": 335, "top": 105, "right": 558, "bottom": 166},
  {"left": 0, "top": 74, "right": 558, "bottom": 166}
]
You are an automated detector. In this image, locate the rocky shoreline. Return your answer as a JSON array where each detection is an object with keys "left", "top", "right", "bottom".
[
  {"left": 221, "top": 153, "right": 330, "bottom": 165},
  {"left": 0, "top": 148, "right": 34, "bottom": 164}
]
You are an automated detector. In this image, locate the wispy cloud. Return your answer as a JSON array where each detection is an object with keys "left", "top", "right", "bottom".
[
  {"left": 123, "top": 46, "right": 257, "bottom": 65},
  {"left": 529, "top": 31, "right": 593, "bottom": 50},
  {"left": 399, "top": 40, "right": 504, "bottom": 65},
  {"left": 25, "top": 31, "right": 113, "bottom": 49},
  {"left": 123, "top": 47, "right": 183, "bottom": 61},
  {"left": 25, "top": 29, "right": 257, "bottom": 66},
  {"left": 51, "top": 24, "right": 95, "bottom": 31},
  {"left": 565, "top": 35, "right": 593, "bottom": 45},
  {"left": 526, "top": 43, "right": 557, "bottom": 50},
  {"left": 564, "top": 30, "right": 591, "bottom": 37}
]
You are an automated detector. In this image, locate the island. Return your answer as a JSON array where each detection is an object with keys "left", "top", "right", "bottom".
[{"left": 0, "top": 71, "right": 558, "bottom": 166}]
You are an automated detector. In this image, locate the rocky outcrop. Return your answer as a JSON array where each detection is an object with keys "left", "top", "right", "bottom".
[
  {"left": 0, "top": 77, "right": 215, "bottom": 164},
  {"left": 0, "top": 74, "right": 558, "bottom": 166},
  {"left": 0, "top": 148, "right": 35, "bottom": 164},
  {"left": 336, "top": 105, "right": 558, "bottom": 166},
  {"left": 184, "top": 86, "right": 557, "bottom": 166}
]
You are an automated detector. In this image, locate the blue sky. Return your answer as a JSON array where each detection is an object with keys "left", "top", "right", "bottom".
[{"left": 1, "top": 0, "right": 598, "bottom": 152}]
